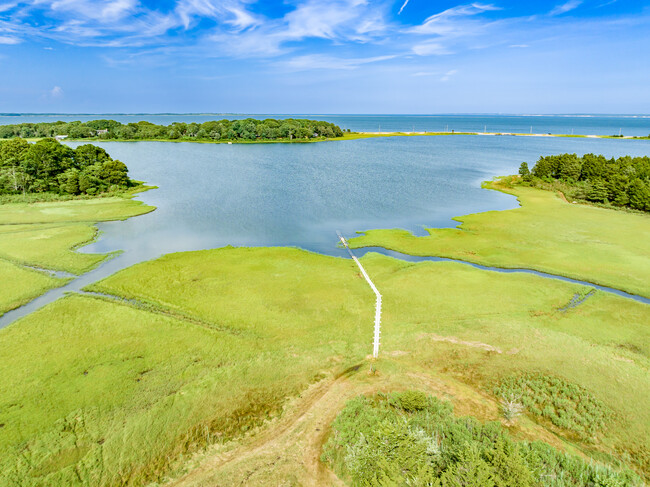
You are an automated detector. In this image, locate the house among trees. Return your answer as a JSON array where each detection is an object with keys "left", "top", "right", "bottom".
[{"left": 54, "top": 135, "right": 68, "bottom": 141}]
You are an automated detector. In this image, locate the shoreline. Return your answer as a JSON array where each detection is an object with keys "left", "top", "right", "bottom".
[
  {"left": 16, "top": 131, "right": 650, "bottom": 146},
  {"left": 352, "top": 131, "right": 648, "bottom": 140}
]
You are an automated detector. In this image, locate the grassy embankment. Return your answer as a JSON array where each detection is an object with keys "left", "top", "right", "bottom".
[
  {"left": 1, "top": 239, "right": 648, "bottom": 485},
  {"left": 350, "top": 176, "right": 650, "bottom": 298},
  {"left": 0, "top": 189, "right": 154, "bottom": 315}
]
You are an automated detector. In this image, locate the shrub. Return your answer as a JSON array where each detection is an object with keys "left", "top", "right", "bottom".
[
  {"left": 494, "top": 373, "right": 610, "bottom": 437},
  {"left": 323, "top": 392, "right": 639, "bottom": 487}
]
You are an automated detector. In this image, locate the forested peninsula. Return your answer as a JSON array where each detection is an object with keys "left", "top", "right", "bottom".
[
  {"left": 0, "top": 118, "right": 345, "bottom": 142},
  {"left": 0, "top": 138, "right": 134, "bottom": 198},
  {"left": 519, "top": 153, "right": 650, "bottom": 212}
]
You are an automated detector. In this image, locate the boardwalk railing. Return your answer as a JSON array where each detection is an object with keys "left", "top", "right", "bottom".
[{"left": 337, "top": 232, "right": 382, "bottom": 358}]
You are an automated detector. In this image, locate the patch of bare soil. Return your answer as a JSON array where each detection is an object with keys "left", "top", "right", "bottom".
[{"left": 418, "top": 332, "right": 502, "bottom": 353}]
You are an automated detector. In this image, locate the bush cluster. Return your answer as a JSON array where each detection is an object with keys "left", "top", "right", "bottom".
[
  {"left": 494, "top": 373, "right": 610, "bottom": 437},
  {"left": 518, "top": 153, "right": 650, "bottom": 211},
  {"left": 0, "top": 138, "right": 132, "bottom": 196},
  {"left": 322, "top": 391, "right": 637, "bottom": 486},
  {"left": 0, "top": 118, "right": 344, "bottom": 141}
]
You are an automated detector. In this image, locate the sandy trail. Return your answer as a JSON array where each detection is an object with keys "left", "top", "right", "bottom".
[
  {"left": 166, "top": 366, "right": 369, "bottom": 487},
  {"left": 163, "top": 333, "right": 569, "bottom": 486}
]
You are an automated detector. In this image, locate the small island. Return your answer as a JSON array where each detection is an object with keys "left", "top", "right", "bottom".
[{"left": 0, "top": 118, "right": 345, "bottom": 143}]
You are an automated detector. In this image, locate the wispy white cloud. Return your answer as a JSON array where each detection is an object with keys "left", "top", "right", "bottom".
[
  {"left": 411, "top": 69, "right": 458, "bottom": 80},
  {"left": 281, "top": 54, "right": 396, "bottom": 71},
  {"left": 408, "top": 3, "right": 502, "bottom": 56},
  {"left": 0, "top": 0, "right": 260, "bottom": 48},
  {"left": 409, "top": 3, "right": 501, "bottom": 35},
  {"left": 440, "top": 69, "right": 457, "bottom": 81},
  {"left": 412, "top": 41, "right": 452, "bottom": 56},
  {"left": 207, "top": 0, "right": 389, "bottom": 58},
  {"left": 0, "top": 2, "right": 19, "bottom": 13},
  {"left": 175, "top": 0, "right": 260, "bottom": 30},
  {"left": 48, "top": 0, "right": 138, "bottom": 22},
  {"left": 0, "top": 0, "right": 647, "bottom": 80},
  {"left": 0, "top": 35, "right": 20, "bottom": 44},
  {"left": 549, "top": 0, "right": 583, "bottom": 16},
  {"left": 50, "top": 86, "right": 64, "bottom": 98}
]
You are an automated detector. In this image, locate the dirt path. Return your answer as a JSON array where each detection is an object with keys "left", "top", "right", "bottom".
[
  {"left": 166, "top": 365, "right": 372, "bottom": 487},
  {"left": 164, "top": 337, "right": 506, "bottom": 486},
  {"left": 162, "top": 335, "right": 569, "bottom": 486}
]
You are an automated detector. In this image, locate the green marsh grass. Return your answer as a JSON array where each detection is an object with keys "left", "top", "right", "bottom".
[
  {"left": 2, "top": 246, "right": 646, "bottom": 484},
  {"left": 493, "top": 373, "right": 611, "bottom": 437},
  {"left": 0, "top": 259, "right": 67, "bottom": 315},
  {"left": 0, "top": 189, "right": 155, "bottom": 311},
  {"left": 1, "top": 248, "right": 374, "bottom": 485},
  {"left": 349, "top": 177, "right": 650, "bottom": 297}
]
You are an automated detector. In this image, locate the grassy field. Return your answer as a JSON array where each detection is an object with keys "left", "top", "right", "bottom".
[
  {"left": 349, "top": 177, "right": 650, "bottom": 298},
  {"left": 1, "top": 246, "right": 647, "bottom": 485},
  {"left": 0, "top": 190, "right": 154, "bottom": 314}
]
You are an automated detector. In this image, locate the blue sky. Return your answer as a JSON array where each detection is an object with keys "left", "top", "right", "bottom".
[{"left": 1, "top": 0, "right": 649, "bottom": 113}]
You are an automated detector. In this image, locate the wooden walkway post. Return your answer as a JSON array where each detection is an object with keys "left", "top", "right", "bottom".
[{"left": 337, "top": 232, "right": 382, "bottom": 358}]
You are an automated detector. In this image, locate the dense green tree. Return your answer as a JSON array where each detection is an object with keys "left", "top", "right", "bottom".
[
  {"left": 22, "top": 139, "right": 74, "bottom": 190},
  {"left": 74, "top": 144, "right": 111, "bottom": 168},
  {"left": 0, "top": 138, "right": 133, "bottom": 196},
  {"left": 85, "top": 119, "right": 121, "bottom": 131},
  {"left": 525, "top": 152, "right": 650, "bottom": 212},
  {"left": 99, "top": 160, "right": 129, "bottom": 186},
  {"left": 586, "top": 180, "right": 609, "bottom": 203},
  {"left": 628, "top": 178, "right": 650, "bottom": 211},
  {"left": 59, "top": 168, "right": 80, "bottom": 194},
  {"left": 0, "top": 118, "right": 344, "bottom": 142}
]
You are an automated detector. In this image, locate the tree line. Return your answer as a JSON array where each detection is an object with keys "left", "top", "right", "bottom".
[
  {"left": 0, "top": 118, "right": 345, "bottom": 142},
  {"left": 519, "top": 153, "right": 650, "bottom": 212},
  {"left": 0, "top": 138, "right": 132, "bottom": 196}
]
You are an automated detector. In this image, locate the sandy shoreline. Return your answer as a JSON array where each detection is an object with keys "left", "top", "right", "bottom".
[{"left": 357, "top": 131, "right": 643, "bottom": 139}]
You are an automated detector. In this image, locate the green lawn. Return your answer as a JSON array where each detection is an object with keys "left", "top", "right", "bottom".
[
  {"left": 349, "top": 177, "right": 650, "bottom": 297},
  {"left": 2, "top": 246, "right": 646, "bottom": 485}
]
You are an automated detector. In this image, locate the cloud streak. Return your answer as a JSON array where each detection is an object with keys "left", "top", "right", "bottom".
[
  {"left": 549, "top": 0, "right": 583, "bottom": 16},
  {"left": 398, "top": 0, "right": 410, "bottom": 15}
]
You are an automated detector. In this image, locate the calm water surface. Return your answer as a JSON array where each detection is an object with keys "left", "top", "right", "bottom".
[
  {"left": 1, "top": 135, "right": 648, "bottom": 326},
  {"left": 76, "top": 135, "right": 650, "bottom": 262}
]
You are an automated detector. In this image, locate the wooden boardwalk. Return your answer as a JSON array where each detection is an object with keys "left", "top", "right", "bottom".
[{"left": 337, "top": 232, "right": 382, "bottom": 358}]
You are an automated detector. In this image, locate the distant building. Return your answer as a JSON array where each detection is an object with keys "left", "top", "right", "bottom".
[
  {"left": 54, "top": 135, "right": 68, "bottom": 141},
  {"left": 96, "top": 129, "right": 109, "bottom": 135}
]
